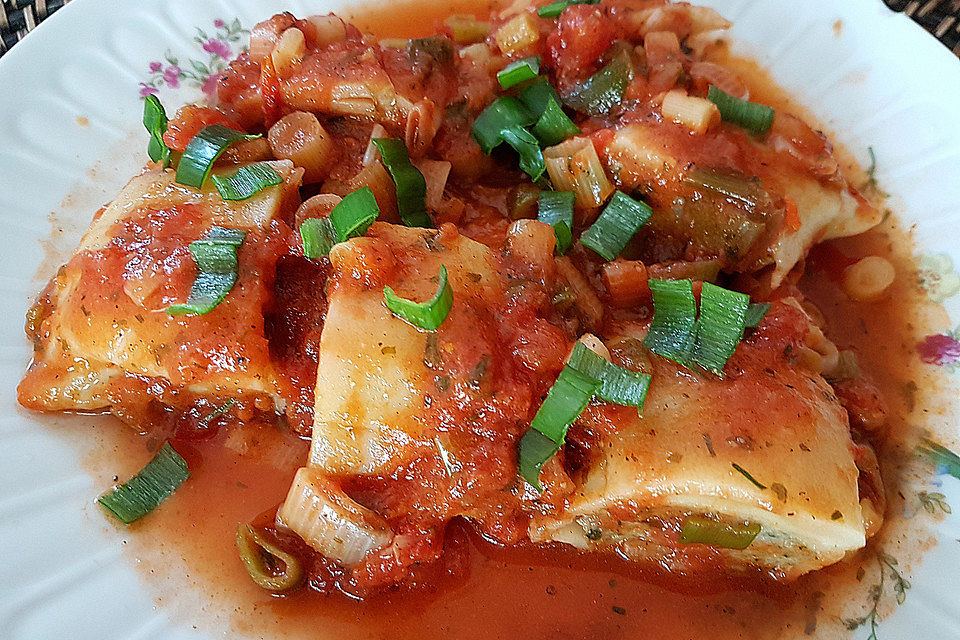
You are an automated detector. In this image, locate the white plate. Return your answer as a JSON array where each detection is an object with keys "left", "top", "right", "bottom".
[{"left": 0, "top": 0, "right": 958, "bottom": 638}]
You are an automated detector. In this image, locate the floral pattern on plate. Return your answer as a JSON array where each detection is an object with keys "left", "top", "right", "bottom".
[{"left": 139, "top": 18, "right": 248, "bottom": 99}]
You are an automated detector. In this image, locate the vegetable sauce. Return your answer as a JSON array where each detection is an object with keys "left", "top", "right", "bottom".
[{"left": 55, "top": 1, "right": 950, "bottom": 638}]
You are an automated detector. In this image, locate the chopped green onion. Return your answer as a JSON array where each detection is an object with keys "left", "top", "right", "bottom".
[
  {"left": 744, "top": 302, "right": 771, "bottom": 328},
  {"left": 166, "top": 227, "right": 246, "bottom": 316},
  {"left": 644, "top": 278, "right": 697, "bottom": 365},
  {"left": 176, "top": 124, "right": 261, "bottom": 188},
  {"left": 330, "top": 186, "right": 380, "bottom": 241},
  {"left": 707, "top": 85, "right": 775, "bottom": 136},
  {"left": 679, "top": 516, "right": 761, "bottom": 550},
  {"left": 236, "top": 523, "right": 304, "bottom": 592},
  {"left": 580, "top": 191, "right": 652, "bottom": 261},
  {"left": 518, "top": 429, "right": 563, "bottom": 491},
  {"left": 299, "top": 188, "right": 380, "bottom": 258},
  {"left": 917, "top": 438, "right": 960, "bottom": 480},
  {"left": 537, "top": 0, "right": 599, "bottom": 18},
  {"left": 691, "top": 282, "right": 750, "bottom": 374},
  {"left": 568, "top": 341, "right": 651, "bottom": 411},
  {"left": 563, "top": 51, "right": 633, "bottom": 116},
  {"left": 538, "top": 191, "right": 575, "bottom": 254},
  {"left": 384, "top": 265, "right": 453, "bottom": 331},
  {"left": 472, "top": 96, "right": 536, "bottom": 154},
  {"left": 519, "top": 77, "right": 562, "bottom": 117},
  {"left": 371, "top": 138, "right": 431, "bottom": 228},
  {"left": 732, "top": 462, "right": 767, "bottom": 490},
  {"left": 98, "top": 442, "right": 189, "bottom": 524},
  {"left": 533, "top": 98, "right": 582, "bottom": 147},
  {"left": 501, "top": 126, "right": 547, "bottom": 180},
  {"left": 645, "top": 279, "right": 755, "bottom": 374},
  {"left": 520, "top": 364, "right": 601, "bottom": 490},
  {"left": 498, "top": 55, "right": 541, "bottom": 89},
  {"left": 528, "top": 364, "right": 600, "bottom": 445},
  {"left": 300, "top": 217, "right": 338, "bottom": 259},
  {"left": 142, "top": 95, "right": 171, "bottom": 167},
  {"left": 211, "top": 162, "right": 283, "bottom": 201}
]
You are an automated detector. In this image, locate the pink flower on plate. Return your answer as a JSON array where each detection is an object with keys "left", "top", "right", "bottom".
[
  {"left": 163, "top": 65, "right": 181, "bottom": 88},
  {"left": 201, "top": 72, "right": 222, "bottom": 97},
  {"left": 139, "top": 83, "right": 159, "bottom": 97},
  {"left": 214, "top": 19, "right": 225, "bottom": 28},
  {"left": 149, "top": 61, "right": 162, "bottom": 73},
  {"left": 203, "top": 39, "right": 231, "bottom": 59},
  {"left": 918, "top": 333, "right": 960, "bottom": 366}
]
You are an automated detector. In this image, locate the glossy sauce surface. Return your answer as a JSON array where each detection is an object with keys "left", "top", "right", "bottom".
[{"left": 70, "top": 2, "right": 943, "bottom": 639}]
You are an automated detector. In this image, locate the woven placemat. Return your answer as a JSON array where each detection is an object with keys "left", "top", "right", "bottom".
[{"left": 1, "top": 0, "right": 959, "bottom": 57}]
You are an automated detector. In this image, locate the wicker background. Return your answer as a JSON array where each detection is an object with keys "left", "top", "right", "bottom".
[{"left": 1, "top": 0, "right": 959, "bottom": 56}]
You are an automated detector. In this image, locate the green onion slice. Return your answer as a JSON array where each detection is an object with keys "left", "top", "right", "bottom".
[
  {"left": 299, "top": 188, "right": 380, "bottom": 258},
  {"left": 568, "top": 342, "right": 651, "bottom": 410},
  {"left": 538, "top": 190, "right": 575, "bottom": 254},
  {"left": 644, "top": 278, "right": 698, "bottom": 365},
  {"left": 498, "top": 55, "right": 541, "bottom": 89},
  {"left": 537, "top": 0, "right": 599, "bottom": 18},
  {"left": 533, "top": 98, "right": 582, "bottom": 147},
  {"left": 520, "top": 365, "right": 601, "bottom": 490},
  {"left": 679, "top": 516, "right": 761, "bottom": 550},
  {"left": 300, "top": 217, "right": 338, "bottom": 259},
  {"left": 501, "top": 125, "right": 547, "bottom": 180},
  {"left": 384, "top": 264, "right": 453, "bottom": 331},
  {"left": 529, "top": 365, "right": 600, "bottom": 445},
  {"left": 211, "top": 162, "right": 283, "bottom": 201},
  {"left": 518, "top": 429, "right": 563, "bottom": 492},
  {"left": 707, "top": 85, "right": 775, "bottom": 136},
  {"left": 176, "top": 124, "right": 261, "bottom": 188},
  {"left": 691, "top": 282, "right": 750, "bottom": 374},
  {"left": 98, "top": 442, "right": 189, "bottom": 524},
  {"left": 166, "top": 226, "right": 246, "bottom": 316},
  {"left": 472, "top": 96, "right": 536, "bottom": 154},
  {"left": 371, "top": 138, "right": 431, "bottom": 228},
  {"left": 580, "top": 191, "right": 652, "bottom": 261},
  {"left": 330, "top": 186, "right": 380, "bottom": 242},
  {"left": 236, "top": 523, "right": 304, "bottom": 592},
  {"left": 744, "top": 302, "right": 771, "bottom": 328},
  {"left": 142, "top": 95, "right": 171, "bottom": 167},
  {"left": 645, "top": 279, "right": 754, "bottom": 374},
  {"left": 519, "top": 77, "right": 562, "bottom": 117},
  {"left": 917, "top": 438, "right": 960, "bottom": 480},
  {"left": 563, "top": 51, "right": 633, "bottom": 116}
]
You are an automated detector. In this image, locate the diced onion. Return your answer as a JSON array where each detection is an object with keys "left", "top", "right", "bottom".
[
  {"left": 307, "top": 14, "right": 347, "bottom": 47},
  {"left": 661, "top": 89, "right": 720, "bottom": 134},
  {"left": 556, "top": 256, "right": 604, "bottom": 331},
  {"left": 543, "top": 137, "right": 614, "bottom": 209},
  {"left": 494, "top": 13, "right": 540, "bottom": 54},
  {"left": 445, "top": 14, "right": 490, "bottom": 44},
  {"left": 271, "top": 28, "right": 306, "bottom": 74}
]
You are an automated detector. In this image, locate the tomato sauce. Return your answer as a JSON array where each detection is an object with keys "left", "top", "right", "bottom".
[{"left": 43, "top": 1, "right": 949, "bottom": 637}]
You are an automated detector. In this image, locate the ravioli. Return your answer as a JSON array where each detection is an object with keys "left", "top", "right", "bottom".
[
  {"left": 529, "top": 303, "right": 866, "bottom": 578},
  {"left": 603, "top": 119, "right": 881, "bottom": 286},
  {"left": 18, "top": 161, "right": 302, "bottom": 412},
  {"left": 308, "top": 222, "right": 509, "bottom": 475}
]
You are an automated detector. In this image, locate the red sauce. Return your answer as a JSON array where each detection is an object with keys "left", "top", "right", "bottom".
[{"left": 42, "top": 1, "right": 945, "bottom": 637}]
